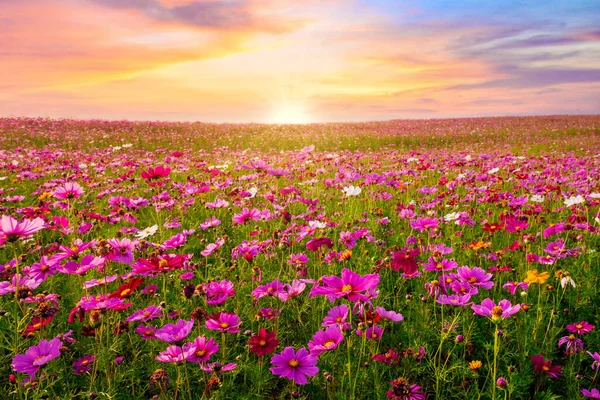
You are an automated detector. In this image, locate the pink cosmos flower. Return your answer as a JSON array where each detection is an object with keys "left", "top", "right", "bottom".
[
  {"left": 232, "top": 208, "right": 261, "bottom": 224},
  {"left": 185, "top": 336, "right": 219, "bottom": 363},
  {"left": 156, "top": 345, "right": 192, "bottom": 363},
  {"left": 126, "top": 305, "right": 163, "bottom": 322},
  {"left": 558, "top": 334, "right": 584, "bottom": 355},
  {"left": 155, "top": 319, "right": 194, "bottom": 343},
  {"left": 201, "top": 238, "right": 225, "bottom": 257},
  {"left": 471, "top": 298, "right": 520, "bottom": 321},
  {"left": 531, "top": 354, "right": 563, "bottom": 378},
  {"left": 436, "top": 294, "right": 472, "bottom": 307},
  {"left": 107, "top": 238, "right": 137, "bottom": 264},
  {"left": 410, "top": 217, "right": 439, "bottom": 231},
  {"left": 322, "top": 304, "right": 351, "bottom": 330},
  {"left": 0, "top": 215, "right": 46, "bottom": 244},
  {"left": 252, "top": 280, "right": 286, "bottom": 300},
  {"left": 135, "top": 325, "right": 157, "bottom": 340},
  {"left": 566, "top": 321, "right": 594, "bottom": 335},
  {"left": 311, "top": 268, "right": 380, "bottom": 303},
  {"left": 270, "top": 347, "right": 319, "bottom": 385},
  {"left": 53, "top": 182, "right": 84, "bottom": 199},
  {"left": 581, "top": 388, "right": 600, "bottom": 399},
  {"left": 205, "top": 312, "right": 242, "bottom": 333},
  {"left": 200, "top": 362, "right": 237, "bottom": 373},
  {"left": 308, "top": 327, "right": 344, "bottom": 356},
  {"left": 456, "top": 266, "right": 494, "bottom": 290},
  {"left": 204, "top": 280, "right": 235, "bottom": 305},
  {"left": 376, "top": 306, "right": 404, "bottom": 322},
  {"left": 12, "top": 338, "right": 62, "bottom": 378}
]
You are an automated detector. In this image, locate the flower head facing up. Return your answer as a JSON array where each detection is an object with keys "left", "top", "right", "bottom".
[
  {"left": 386, "top": 377, "right": 426, "bottom": 400},
  {"left": 184, "top": 336, "right": 219, "bottom": 363},
  {"left": 248, "top": 328, "right": 279, "bottom": 357},
  {"left": 270, "top": 347, "right": 319, "bottom": 385},
  {"left": 154, "top": 319, "right": 194, "bottom": 343},
  {"left": 308, "top": 326, "right": 344, "bottom": 356},
  {"left": 205, "top": 312, "right": 242, "bottom": 333},
  {"left": 12, "top": 338, "right": 62, "bottom": 378},
  {"left": 524, "top": 270, "right": 549, "bottom": 284},
  {"left": 314, "top": 268, "right": 380, "bottom": 303},
  {"left": 1, "top": 215, "right": 46, "bottom": 244},
  {"left": 471, "top": 298, "right": 520, "bottom": 322},
  {"left": 531, "top": 354, "right": 563, "bottom": 378},
  {"left": 566, "top": 321, "right": 594, "bottom": 335}
]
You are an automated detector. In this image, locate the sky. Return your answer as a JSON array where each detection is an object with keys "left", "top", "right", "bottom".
[{"left": 1, "top": 0, "right": 599, "bottom": 123}]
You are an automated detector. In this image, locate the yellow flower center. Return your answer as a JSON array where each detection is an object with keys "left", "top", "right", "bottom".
[
  {"left": 324, "top": 340, "right": 336, "bottom": 348},
  {"left": 341, "top": 284, "right": 352, "bottom": 292},
  {"left": 259, "top": 340, "right": 266, "bottom": 346},
  {"left": 143, "top": 311, "right": 151, "bottom": 317},
  {"left": 196, "top": 350, "right": 206, "bottom": 357},
  {"left": 158, "top": 260, "right": 169, "bottom": 268},
  {"left": 220, "top": 322, "right": 229, "bottom": 329},
  {"left": 289, "top": 359, "right": 299, "bottom": 367}
]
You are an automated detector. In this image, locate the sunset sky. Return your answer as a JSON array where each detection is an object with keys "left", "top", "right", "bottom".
[{"left": 1, "top": 0, "right": 599, "bottom": 123}]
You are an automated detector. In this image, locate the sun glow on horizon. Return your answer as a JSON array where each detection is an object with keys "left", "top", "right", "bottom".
[{"left": 266, "top": 103, "right": 312, "bottom": 124}]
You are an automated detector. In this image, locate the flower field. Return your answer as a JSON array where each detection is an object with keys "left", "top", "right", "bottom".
[{"left": 1, "top": 115, "right": 600, "bottom": 399}]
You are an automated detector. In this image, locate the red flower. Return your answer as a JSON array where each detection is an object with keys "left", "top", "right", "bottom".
[
  {"left": 141, "top": 166, "right": 171, "bottom": 181},
  {"left": 391, "top": 248, "right": 420, "bottom": 274},
  {"left": 23, "top": 316, "right": 53, "bottom": 336},
  {"left": 110, "top": 278, "right": 144, "bottom": 299},
  {"left": 248, "top": 328, "right": 279, "bottom": 356},
  {"left": 531, "top": 354, "right": 563, "bottom": 378}
]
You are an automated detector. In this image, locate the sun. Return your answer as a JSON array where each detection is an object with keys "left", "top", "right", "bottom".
[{"left": 267, "top": 103, "right": 311, "bottom": 124}]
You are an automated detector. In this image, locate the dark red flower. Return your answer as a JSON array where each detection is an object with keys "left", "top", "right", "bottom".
[
  {"left": 531, "top": 354, "right": 563, "bottom": 378},
  {"left": 141, "top": 166, "right": 171, "bottom": 181},
  {"left": 391, "top": 248, "right": 420, "bottom": 274},
  {"left": 248, "top": 328, "right": 279, "bottom": 356},
  {"left": 109, "top": 278, "right": 144, "bottom": 299}
]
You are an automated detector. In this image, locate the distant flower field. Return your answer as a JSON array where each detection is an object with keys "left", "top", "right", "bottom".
[{"left": 0, "top": 115, "right": 600, "bottom": 399}]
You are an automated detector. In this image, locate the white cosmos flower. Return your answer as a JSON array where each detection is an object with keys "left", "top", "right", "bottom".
[
  {"left": 530, "top": 195, "right": 545, "bottom": 203},
  {"left": 247, "top": 187, "right": 258, "bottom": 198},
  {"left": 560, "top": 276, "right": 576, "bottom": 289},
  {"left": 487, "top": 167, "right": 499, "bottom": 174},
  {"left": 135, "top": 224, "right": 158, "bottom": 239},
  {"left": 309, "top": 220, "right": 327, "bottom": 229},
  {"left": 444, "top": 212, "right": 460, "bottom": 222},
  {"left": 589, "top": 192, "right": 600, "bottom": 199},
  {"left": 564, "top": 195, "right": 585, "bottom": 207},
  {"left": 342, "top": 185, "right": 361, "bottom": 197}
]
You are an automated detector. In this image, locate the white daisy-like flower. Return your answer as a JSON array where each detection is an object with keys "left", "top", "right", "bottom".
[
  {"left": 589, "top": 192, "right": 600, "bottom": 199},
  {"left": 564, "top": 195, "right": 585, "bottom": 207},
  {"left": 342, "top": 185, "right": 361, "bottom": 197},
  {"left": 530, "top": 195, "right": 545, "bottom": 203},
  {"left": 309, "top": 220, "right": 327, "bottom": 229},
  {"left": 444, "top": 212, "right": 460, "bottom": 222},
  {"left": 135, "top": 224, "right": 158, "bottom": 239},
  {"left": 487, "top": 167, "right": 499, "bottom": 174}
]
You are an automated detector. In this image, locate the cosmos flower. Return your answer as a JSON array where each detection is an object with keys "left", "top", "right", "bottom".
[
  {"left": 248, "top": 328, "right": 279, "bottom": 357},
  {"left": 0, "top": 215, "right": 46, "bottom": 244},
  {"left": 141, "top": 166, "right": 171, "bottom": 181},
  {"left": 53, "top": 182, "right": 84, "bottom": 200},
  {"left": 156, "top": 345, "right": 190, "bottom": 363},
  {"left": 72, "top": 355, "right": 95, "bottom": 375},
  {"left": 312, "top": 268, "right": 380, "bottom": 303},
  {"left": 205, "top": 312, "right": 242, "bottom": 333},
  {"left": 558, "top": 334, "right": 584, "bottom": 355},
  {"left": 184, "top": 336, "right": 219, "bottom": 363},
  {"left": 154, "top": 320, "right": 195, "bottom": 343},
  {"left": 204, "top": 280, "right": 236, "bottom": 305},
  {"left": 308, "top": 327, "right": 344, "bottom": 356},
  {"left": 471, "top": 298, "right": 520, "bottom": 321},
  {"left": 386, "top": 378, "right": 426, "bottom": 400},
  {"left": 322, "top": 304, "right": 352, "bottom": 330},
  {"left": 523, "top": 270, "right": 549, "bottom": 284},
  {"left": 12, "top": 338, "right": 63, "bottom": 378},
  {"left": 531, "top": 354, "right": 563, "bottom": 378},
  {"left": 126, "top": 305, "right": 163, "bottom": 322},
  {"left": 581, "top": 388, "right": 600, "bottom": 399},
  {"left": 566, "top": 321, "right": 594, "bottom": 335},
  {"left": 342, "top": 185, "right": 362, "bottom": 196},
  {"left": 252, "top": 280, "right": 286, "bottom": 300},
  {"left": 270, "top": 347, "right": 319, "bottom": 385}
]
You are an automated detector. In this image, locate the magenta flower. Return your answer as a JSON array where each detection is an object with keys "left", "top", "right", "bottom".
[
  {"left": 156, "top": 345, "right": 190, "bottom": 363},
  {"left": 588, "top": 352, "right": 600, "bottom": 370},
  {"left": 436, "top": 294, "right": 472, "bottom": 307},
  {"left": 107, "top": 238, "right": 137, "bottom": 264},
  {"left": 279, "top": 280, "right": 307, "bottom": 301},
  {"left": 204, "top": 280, "right": 236, "bottom": 305},
  {"left": 376, "top": 306, "right": 404, "bottom": 322},
  {"left": 306, "top": 237, "right": 334, "bottom": 252},
  {"left": 409, "top": 217, "right": 439, "bottom": 231},
  {"left": 252, "top": 280, "right": 286, "bottom": 300},
  {"left": 456, "top": 266, "right": 494, "bottom": 290},
  {"left": 12, "top": 338, "right": 62, "bottom": 378},
  {"left": 126, "top": 305, "right": 163, "bottom": 322},
  {"left": 135, "top": 325, "right": 157, "bottom": 340},
  {"left": 27, "top": 256, "right": 58, "bottom": 282},
  {"left": 232, "top": 207, "right": 261, "bottom": 224},
  {"left": 155, "top": 319, "right": 194, "bottom": 343},
  {"left": 566, "top": 321, "right": 594, "bottom": 335},
  {"left": 0, "top": 215, "right": 46, "bottom": 244},
  {"left": 322, "top": 304, "right": 351, "bottom": 330},
  {"left": 313, "top": 268, "right": 380, "bottom": 303},
  {"left": 422, "top": 257, "right": 458, "bottom": 272},
  {"left": 205, "top": 312, "right": 242, "bottom": 333},
  {"left": 471, "top": 298, "right": 520, "bottom": 321},
  {"left": 531, "top": 354, "right": 563, "bottom": 378},
  {"left": 53, "top": 182, "right": 84, "bottom": 199},
  {"left": 558, "top": 334, "right": 584, "bottom": 355},
  {"left": 308, "top": 327, "right": 344, "bottom": 356},
  {"left": 270, "top": 347, "right": 319, "bottom": 385},
  {"left": 72, "top": 354, "right": 95, "bottom": 375},
  {"left": 184, "top": 336, "right": 219, "bottom": 363},
  {"left": 200, "top": 362, "right": 237, "bottom": 373},
  {"left": 582, "top": 388, "right": 600, "bottom": 399},
  {"left": 502, "top": 281, "right": 529, "bottom": 295},
  {"left": 357, "top": 325, "right": 384, "bottom": 341}
]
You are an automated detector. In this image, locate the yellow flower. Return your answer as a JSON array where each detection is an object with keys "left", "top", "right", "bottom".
[
  {"left": 468, "top": 360, "right": 483, "bottom": 371},
  {"left": 524, "top": 270, "right": 549, "bottom": 284}
]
